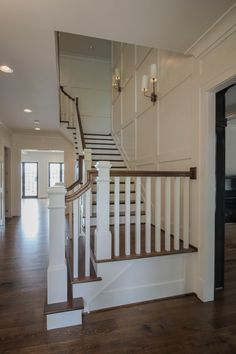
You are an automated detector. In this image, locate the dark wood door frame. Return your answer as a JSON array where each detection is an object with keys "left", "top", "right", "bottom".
[{"left": 215, "top": 84, "right": 235, "bottom": 290}]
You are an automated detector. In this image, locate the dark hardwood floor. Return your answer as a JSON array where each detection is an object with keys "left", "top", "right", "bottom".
[{"left": 1, "top": 200, "right": 236, "bottom": 353}]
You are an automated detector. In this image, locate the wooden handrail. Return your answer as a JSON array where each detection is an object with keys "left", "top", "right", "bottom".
[
  {"left": 65, "top": 170, "right": 97, "bottom": 203},
  {"left": 60, "top": 85, "right": 75, "bottom": 101},
  {"left": 109, "top": 167, "right": 197, "bottom": 179},
  {"left": 65, "top": 167, "right": 197, "bottom": 203},
  {"left": 75, "top": 97, "right": 85, "bottom": 150}
]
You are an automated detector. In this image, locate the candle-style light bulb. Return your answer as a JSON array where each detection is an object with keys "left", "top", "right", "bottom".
[
  {"left": 150, "top": 64, "right": 157, "bottom": 82},
  {"left": 141, "top": 75, "right": 149, "bottom": 92}
]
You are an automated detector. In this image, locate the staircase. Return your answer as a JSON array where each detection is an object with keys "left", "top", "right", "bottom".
[
  {"left": 83, "top": 133, "right": 145, "bottom": 226},
  {"left": 45, "top": 86, "right": 198, "bottom": 330}
]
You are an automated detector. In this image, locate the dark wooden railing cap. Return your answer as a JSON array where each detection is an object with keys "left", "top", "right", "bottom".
[{"left": 65, "top": 168, "right": 197, "bottom": 202}]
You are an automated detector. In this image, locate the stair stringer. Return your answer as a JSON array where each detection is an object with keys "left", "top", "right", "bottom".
[{"left": 73, "top": 252, "right": 197, "bottom": 313}]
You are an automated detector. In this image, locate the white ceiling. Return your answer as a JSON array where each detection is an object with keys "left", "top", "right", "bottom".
[{"left": 0, "top": 0, "right": 235, "bottom": 132}]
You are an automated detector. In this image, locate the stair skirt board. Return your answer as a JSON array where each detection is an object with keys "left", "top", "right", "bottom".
[{"left": 73, "top": 253, "right": 197, "bottom": 312}]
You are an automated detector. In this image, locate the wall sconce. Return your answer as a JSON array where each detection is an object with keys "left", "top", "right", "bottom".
[
  {"left": 112, "top": 68, "right": 121, "bottom": 92},
  {"left": 141, "top": 64, "right": 157, "bottom": 104}
]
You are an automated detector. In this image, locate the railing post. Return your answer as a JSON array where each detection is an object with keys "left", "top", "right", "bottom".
[
  {"left": 47, "top": 185, "right": 67, "bottom": 304},
  {"left": 83, "top": 149, "right": 92, "bottom": 183},
  {"left": 94, "top": 161, "right": 112, "bottom": 260}
]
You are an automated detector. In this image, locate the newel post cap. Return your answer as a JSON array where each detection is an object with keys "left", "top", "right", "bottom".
[{"left": 95, "top": 161, "right": 112, "bottom": 170}]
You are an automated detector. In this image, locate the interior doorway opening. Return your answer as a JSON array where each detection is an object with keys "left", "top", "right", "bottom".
[{"left": 215, "top": 83, "right": 236, "bottom": 291}]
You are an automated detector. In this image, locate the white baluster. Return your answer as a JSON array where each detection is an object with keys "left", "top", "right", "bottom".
[
  {"left": 135, "top": 177, "right": 141, "bottom": 254},
  {"left": 83, "top": 149, "right": 92, "bottom": 183},
  {"left": 114, "top": 176, "right": 120, "bottom": 257},
  {"left": 183, "top": 177, "right": 190, "bottom": 249},
  {"left": 94, "top": 161, "right": 112, "bottom": 260},
  {"left": 68, "top": 202, "right": 73, "bottom": 239},
  {"left": 125, "top": 177, "right": 131, "bottom": 256},
  {"left": 165, "top": 177, "right": 171, "bottom": 251},
  {"left": 174, "top": 177, "right": 180, "bottom": 250},
  {"left": 73, "top": 198, "right": 79, "bottom": 278},
  {"left": 155, "top": 177, "right": 161, "bottom": 252},
  {"left": 85, "top": 189, "right": 91, "bottom": 276},
  {"left": 145, "top": 177, "right": 151, "bottom": 253}
]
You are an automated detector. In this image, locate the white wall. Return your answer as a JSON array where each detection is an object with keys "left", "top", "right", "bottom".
[
  {"left": 226, "top": 125, "right": 236, "bottom": 175},
  {"left": 60, "top": 54, "right": 112, "bottom": 134},
  {"left": 21, "top": 151, "right": 64, "bottom": 198},
  {"left": 11, "top": 132, "right": 74, "bottom": 216},
  {"left": 112, "top": 6, "right": 236, "bottom": 302}
]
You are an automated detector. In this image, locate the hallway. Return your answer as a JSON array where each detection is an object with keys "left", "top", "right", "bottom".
[{"left": 1, "top": 200, "right": 236, "bottom": 353}]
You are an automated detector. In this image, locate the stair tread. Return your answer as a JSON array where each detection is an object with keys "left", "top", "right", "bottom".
[
  {"left": 44, "top": 297, "right": 84, "bottom": 315},
  {"left": 84, "top": 133, "right": 111, "bottom": 136}
]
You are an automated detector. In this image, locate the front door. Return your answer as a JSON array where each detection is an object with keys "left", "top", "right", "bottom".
[{"left": 22, "top": 162, "right": 38, "bottom": 198}]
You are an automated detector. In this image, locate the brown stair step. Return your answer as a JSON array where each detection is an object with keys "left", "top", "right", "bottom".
[{"left": 44, "top": 297, "right": 84, "bottom": 315}]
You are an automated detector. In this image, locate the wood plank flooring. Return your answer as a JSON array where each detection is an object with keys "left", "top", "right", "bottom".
[{"left": 1, "top": 199, "right": 236, "bottom": 353}]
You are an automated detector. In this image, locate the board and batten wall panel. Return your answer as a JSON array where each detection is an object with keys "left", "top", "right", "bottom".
[
  {"left": 112, "top": 42, "right": 158, "bottom": 169},
  {"left": 60, "top": 54, "right": 112, "bottom": 134}
]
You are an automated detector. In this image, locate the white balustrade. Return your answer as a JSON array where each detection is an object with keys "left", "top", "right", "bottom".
[
  {"left": 155, "top": 177, "right": 161, "bottom": 252},
  {"left": 174, "top": 177, "right": 180, "bottom": 250},
  {"left": 125, "top": 177, "right": 131, "bottom": 256},
  {"left": 135, "top": 177, "right": 141, "bottom": 254},
  {"left": 85, "top": 189, "right": 91, "bottom": 276},
  {"left": 183, "top": 177, "right": 190, "bottom": 249},
  {"left": 73, "top": 198, "right": 79, "bottom": 278},
  {"left": 145, "top": 177, "right": 151, "bottom": 253},
  {"left": 165, "top": 177, "right": 171, "bottom": 251},
  {"left": 114, "top": 176, "right": 120, "bottom": 257}
]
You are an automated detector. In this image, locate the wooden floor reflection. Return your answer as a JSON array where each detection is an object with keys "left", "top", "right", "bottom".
[{"left": 0, "top": 200, "right": 236, "bottom": 353}]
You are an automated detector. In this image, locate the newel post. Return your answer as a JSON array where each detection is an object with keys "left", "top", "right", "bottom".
[
  {"left": 47, "top": 185, "right": 67, "bottom": 304},
  {"left": 83, "top": 149, "right": 92, "bottom": 183},
  {"left": 94, "top": 161, "right": 112, "bottom": 260}
]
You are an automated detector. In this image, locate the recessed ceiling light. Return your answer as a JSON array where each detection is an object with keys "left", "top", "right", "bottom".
[
  {"left": 35, "top": 127, "right": 40, "bottom": 131},
  {"left": 0, "top": 65, "right": 13, "bottom": 73},
  {"left": 24, "top": 108, "right": 32, "bottom": 113}
]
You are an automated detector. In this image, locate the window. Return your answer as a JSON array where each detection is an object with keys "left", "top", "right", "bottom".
[{"left": 49, "top": 163, "right": 64, "bottom": 187}]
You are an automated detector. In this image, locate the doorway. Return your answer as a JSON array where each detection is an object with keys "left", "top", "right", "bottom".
[
  {"left": 215, "top": 83, "right": 236, "bottom": 290},
  {"left": 22, "top": 162, "right": 38, "bottom": 198}
]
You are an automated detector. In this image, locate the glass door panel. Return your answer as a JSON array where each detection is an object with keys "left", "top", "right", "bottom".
[
  {"left": 22, "top": 162, "right": 38, "bottom": 198},
  {"left": 49, "top": 163, "right": 64, "bottom": 187}
]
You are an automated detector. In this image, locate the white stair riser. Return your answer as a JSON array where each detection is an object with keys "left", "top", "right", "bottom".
[
  {"left": 92, "top": 183, "right": 135, "bottom": 192},
  {"left": 86, "top": 144, "right": 117, "bottom": 149},
  {"left": 90, "top": 149, "right": 119, "bottom": 154},
  {"left": 85, "top": 139, "right": 115, "bottom": 144},
  {"left": 89, "top": 214, "right": 146, "bottom": 226},
  {"left": 92, "top": 154, "right": 122, "bottom": 160},
  {"left": 92, "top": 194, "right": 136, "bottom": 203},
  {"left": 92, "top": 203, "right": 144, "bottom": 213},
  {"left": 92, "top": 161, "right": 126, "bottom": 168},
  {"left": 84, "top": 135, "right": 112, "bottom": 140}
]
